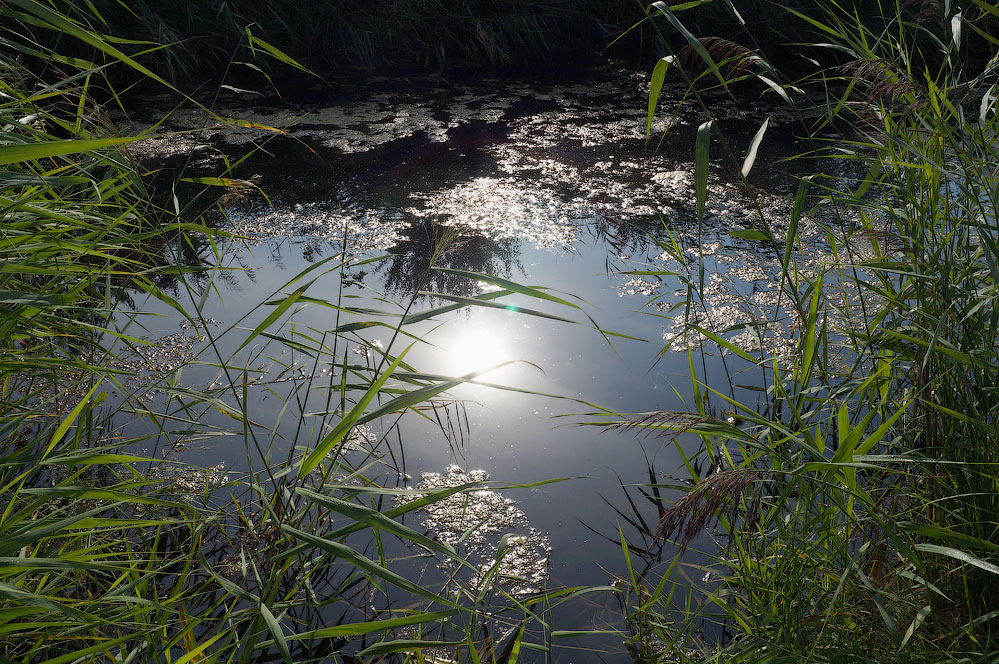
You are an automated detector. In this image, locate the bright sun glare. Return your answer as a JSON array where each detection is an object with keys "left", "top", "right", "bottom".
[{"left": 445, "top": 325, "right": 510, "bottom": 376}]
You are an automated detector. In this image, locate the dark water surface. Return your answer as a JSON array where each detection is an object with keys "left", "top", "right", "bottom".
[{"left": 117, "top": 59, "right": 826, "bottom": 659}]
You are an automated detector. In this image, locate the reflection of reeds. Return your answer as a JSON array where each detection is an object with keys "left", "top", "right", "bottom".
[
  {"left": 655, "top": 469, "right": 761, "bottom": 550},
  {"left": 379, "top": 218, "right": 523, "bottom": 300}
]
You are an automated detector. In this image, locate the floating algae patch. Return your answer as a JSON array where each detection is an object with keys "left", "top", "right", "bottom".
[
  {"left": 124, "top": 57, "right": 819, "bottom": 297},
  {"left": 406, "top": 177, "right": 592, "bottom": 250},
  {"left": 115, "top": 328, "right": 210, "bottom": 377},
  {"left": 220, "top": 177, "right": 589, "bottom": 256},
  {"left": 397, "top": 465, "right": 551, "bottom": 595},
  {"left": 121, "top": 64, "right": 650, "bottom": 159},
  {"left": 334, "top": 424, "right": 378, "bottom": 454},
  {"left": 219, "top": 202, "right": 404, "bottom": 254},
  {"left": 150, "top": 462, "right": 229, "bottom": 497},
  {"left": 621, "top": 183, "right": 886, "bottom": 368},
  {"left": 17, "top": 321, "right": 221, "bottom": 410},
  {"left": 121, "top": 81, "right": 520, "bottom": 159}
]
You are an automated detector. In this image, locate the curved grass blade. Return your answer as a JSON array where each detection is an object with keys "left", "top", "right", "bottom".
[
  {"left": 434, "top": 268, "right": 581, "bottom": 309},
  {"left": 418, "top": 293, "right": 578, "bottom": 324},
  {"left": 290, "top": 609, "right": 459, "bottom": 640},
  {"left": 695, "top": 119, "right": 713, "bottom": 226},
  {"left": 740, "top": 116, "right": 770, "bottom": 178},
  {"left": 647, "top": 56, "right": 675, "bottom": 139},
  {"left": 357, "top": 639, "right": 460, "bottom": 657},
  {"left": 259, "top": 604, "right": 292, "bottom": 664},
  {"left": 295, "top": 488, "right": 460, "bottom": 558},
  {"left": 297, "top": 346, "right": 410, "bottom": 477},
  {"left": 277, "top": 524, "right": 459, "bottom": 607}
]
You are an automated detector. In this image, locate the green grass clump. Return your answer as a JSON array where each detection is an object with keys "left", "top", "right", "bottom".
[{"left": 614, "top": 1, "right": 999, "bottom": 662}]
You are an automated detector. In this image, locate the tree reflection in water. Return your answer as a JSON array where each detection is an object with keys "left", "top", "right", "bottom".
[{"left": 376, "top": 218, "right": 524, "bottom": 301}]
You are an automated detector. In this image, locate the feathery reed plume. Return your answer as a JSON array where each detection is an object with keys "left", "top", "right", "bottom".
[
  {"left": 678, "top": 36, "right": 761, "bottom": 79},
  {"left": 655, "top": 469, "right": 761, "bottom": 550},
  {"left": 903, "top": 0, "right": 942, "bottom": 26},
  {"left": 837, "top": 58, "right": 917, "bottom": 108},
  {"left": 603, "top": 410, "right": 730, "bottom": 439}
]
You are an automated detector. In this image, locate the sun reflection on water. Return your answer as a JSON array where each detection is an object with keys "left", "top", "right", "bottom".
[{"left": 443, "top": 323, "right": 512, "bottom": 377}]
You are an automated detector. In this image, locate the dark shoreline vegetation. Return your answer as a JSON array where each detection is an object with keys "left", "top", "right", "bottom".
[{"left": 3, "top": 0, "right": 999, "bottom": 662}]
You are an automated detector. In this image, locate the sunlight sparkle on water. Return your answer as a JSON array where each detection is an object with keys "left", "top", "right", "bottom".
[{"left": 443, "top": 323, "right": 512, "bottom": 377}]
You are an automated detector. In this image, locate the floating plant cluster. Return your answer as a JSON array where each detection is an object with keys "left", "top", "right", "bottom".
[
  {"left": 150, "top": 461, "right": 229, "bottom": 498},
  {"left": 396, "top": 465, "right": 551, "bottom": 596}
]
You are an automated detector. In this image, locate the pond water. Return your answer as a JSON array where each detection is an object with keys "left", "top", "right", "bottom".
[{"left": 114, "top": 58, "right": 841, "bottom": 659}]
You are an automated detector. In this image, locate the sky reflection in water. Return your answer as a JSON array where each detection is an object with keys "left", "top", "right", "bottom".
[{"left": 117, "top": 58, "right": 838, "bottom": 656}]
